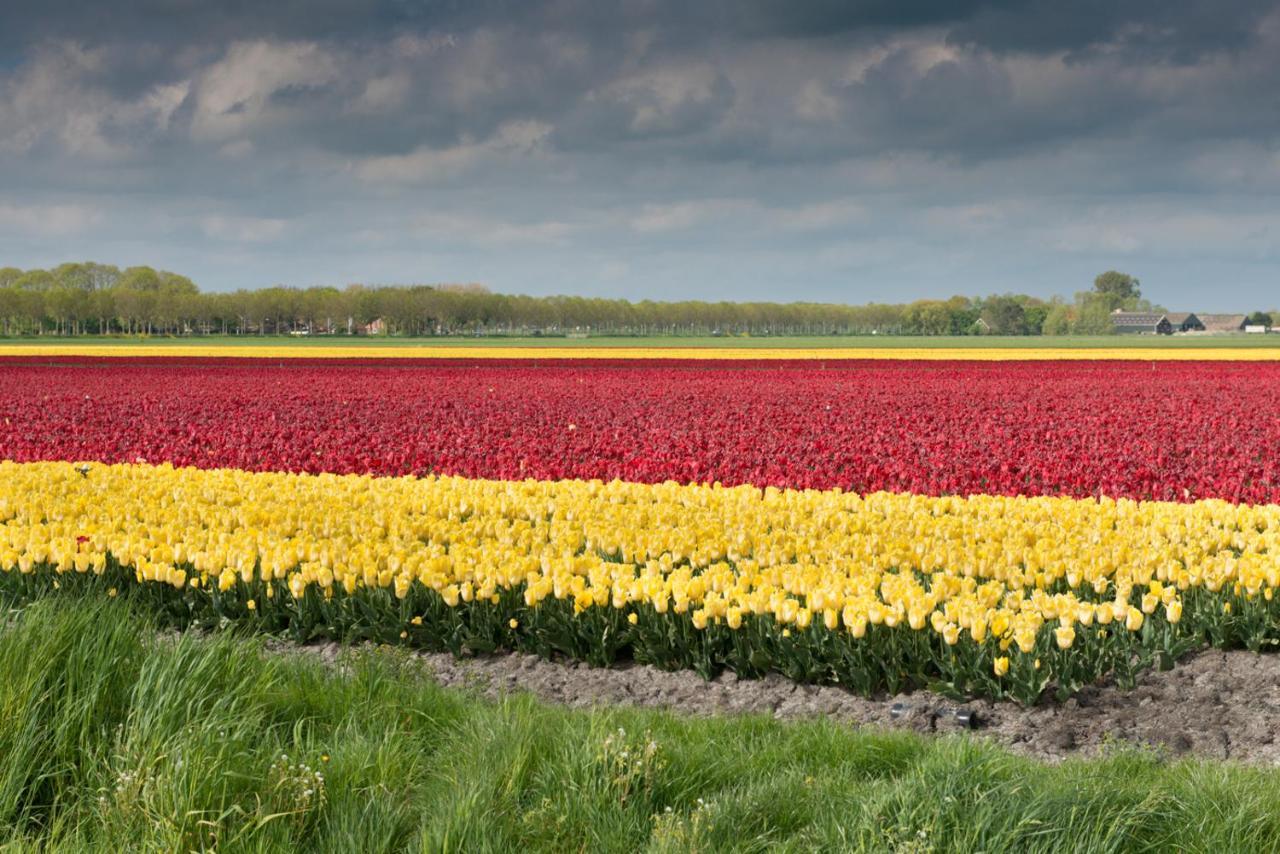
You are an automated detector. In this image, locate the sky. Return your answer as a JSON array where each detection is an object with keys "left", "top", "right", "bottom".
[{"left": 1, "top": 1, "right": 1278, "bottom": 309}]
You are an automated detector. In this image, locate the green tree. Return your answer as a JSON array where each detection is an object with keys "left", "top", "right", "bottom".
[
  {"left": 1041, "top": 303, "right": 1074, "bottom": 335},
  {"left": 117, "top": 266, "right": 162, "bottom": 292},
  {"left": 83, "top": 262, "right": 122, "bottom": 291},
  {"left": 89, "top": 289, "right": 116, "bottom": 334},
  {"left": 1093, "top": 271, "right": 1141, "bottom": 310},
  {"left": 980, "top": 296, "right": 1028, "bottom": 335},
  {"left": 45, "top": 287, "right": 89, "bottom": 334},
  {"left": 158, "top": 271, "right": 198, "bottom": 295},
  {"left": 1022, "top": 304, "right": 1049, "bottom": 335},
  {"left": 1246, "top": 311, "right": 1273, "bottom": 327},
  {"left": 945, "top": 308, "right": 976, "bottom": 334},
  {"left": 12, "top": 270, "right": 56, "bottom": 291},
  {"left": 52, "top": 262, "right": 93, "bottom": 291},
  {"left": 1073, "top": 295, "right": 1117, "bottom": 334}
]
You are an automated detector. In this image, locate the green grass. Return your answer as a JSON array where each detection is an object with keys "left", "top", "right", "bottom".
[
  {"left": 3, "top": 594, "right": 1280, "bottom": 852},
  {"left": 2, "top": 333, "right": 1280, "bottom": 349}
]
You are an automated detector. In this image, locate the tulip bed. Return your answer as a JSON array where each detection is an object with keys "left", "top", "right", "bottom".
[
  {"left": 4, "top": 360, "right": 1280, "bottom": 502},
  {"left": 2, "top": 358, "right": 1280, "bottom": 703}
]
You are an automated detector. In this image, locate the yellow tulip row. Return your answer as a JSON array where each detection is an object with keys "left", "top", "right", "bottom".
[
  {"left": 1, "top": 460, "right": 1276, "bottom": 658},
  {"left": 2, "top": 344, "right": 1280, "bottom": 360}
]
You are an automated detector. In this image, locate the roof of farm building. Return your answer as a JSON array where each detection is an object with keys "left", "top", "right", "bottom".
[
  {"left": 1198, "top": 314, "right": 1248, "bottom": 332},
  {"left": 1110, "top": 312, "right": 1168, "bottom": 327}
]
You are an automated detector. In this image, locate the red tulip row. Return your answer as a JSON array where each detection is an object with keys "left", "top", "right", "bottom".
[{"left": 3, "top": 359, "right": 1278, "bottom": 503}]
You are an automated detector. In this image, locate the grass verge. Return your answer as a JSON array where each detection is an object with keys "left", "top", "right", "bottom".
[{"left": 1, "top": 594, "right": 1279, "bottom": 852}]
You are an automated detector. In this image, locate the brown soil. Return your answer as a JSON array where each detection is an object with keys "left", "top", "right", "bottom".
[{"left": 285, "top": 642, "right": 1280, "bottom": 764}]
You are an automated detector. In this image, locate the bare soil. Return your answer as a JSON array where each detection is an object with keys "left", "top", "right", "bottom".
[{"left": 284, "top": 642, "right": 1280, "bottom": 764}]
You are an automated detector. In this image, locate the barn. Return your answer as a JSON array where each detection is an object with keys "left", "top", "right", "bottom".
[
  {"left": 1164, "top": 312, "right": 1205, "bottom": 332},
  {"left": 1197, "top": 314, "right": 1247, "bottom": 334},
  {"left": 1110, "top": 311, "right": 1173, "bottom": 334}
]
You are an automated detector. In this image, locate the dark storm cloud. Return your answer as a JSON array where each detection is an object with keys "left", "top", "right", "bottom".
[
  {"left": 947, "top": 0, "right": 1277, "bottom": 62},
  {"left": 7, "top": 0, "right": 1269, "bottom": 59},
  {"left": 3, "top": 0, "right": 1274, "bottom": 164},
  {"left": 1, "top": 0, "right": 1278, "bottom": 306},
  {"left": 0, "top": 0, "right": 427, "bottom": 50}
]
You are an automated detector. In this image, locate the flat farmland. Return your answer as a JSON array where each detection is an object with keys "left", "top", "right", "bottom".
[
  {"left": 6, "top": 351, "right": 1280, "bottom": 849},
  {"left": 3, "top": 356, "right": 1280, "bottom": 704}
]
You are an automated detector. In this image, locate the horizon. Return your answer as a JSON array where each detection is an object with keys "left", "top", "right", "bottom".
[{"left": 2, "top": 2, "right": 1278, "bottom": 310}]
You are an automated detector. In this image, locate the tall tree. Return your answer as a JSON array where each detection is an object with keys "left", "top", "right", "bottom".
[
  {"left": 980, "top": 296, "right": 1028, "bottom": 335},
  {"left": 1093, "top": 270, "right": 1141, "bottom": 310}
]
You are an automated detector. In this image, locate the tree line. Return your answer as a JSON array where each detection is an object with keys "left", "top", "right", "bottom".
[{"left": 0, "top": 263, "right": 1230, "bottom": 337}]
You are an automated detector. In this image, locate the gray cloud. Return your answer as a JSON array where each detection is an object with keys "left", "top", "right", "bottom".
[
  {"left": 0, "top": 0, "right": 1278, "bottom": 308},
  {"left": 947, "top": 0, "right": 1276, "bottom": 61}
]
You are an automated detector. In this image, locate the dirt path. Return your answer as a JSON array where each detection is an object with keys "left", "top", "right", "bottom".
[{"left": 284, "top": 642, "right": 1280, "bottom": 764}]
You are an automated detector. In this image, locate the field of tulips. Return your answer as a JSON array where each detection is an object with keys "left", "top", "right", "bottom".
[
  {"left": 2, "top": 356, "right": 1280, "bottom": 703},
  {"left": 4, "top": 359, "right": 1280, "bottom": 502}
]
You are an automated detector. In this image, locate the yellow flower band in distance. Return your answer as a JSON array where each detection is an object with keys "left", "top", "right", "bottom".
[{"left": 3, "top": 344, "right": 1280, "bottom": 360}]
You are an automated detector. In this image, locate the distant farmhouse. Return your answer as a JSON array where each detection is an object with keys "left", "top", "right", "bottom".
[
  {"left": 1111, "top": 310, "right": 1252, "bottom": 335},
  {"left": 1110, "top": 311, "right": 1173, "bottom": 335},
  {"left": 1164, "top": 312, "right": 1204, "bottom": 332},
  {"left": 1197, "top": 314, "right": 1247, "bottom": 334}
]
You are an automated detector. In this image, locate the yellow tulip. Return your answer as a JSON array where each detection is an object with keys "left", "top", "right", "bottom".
[
  {"left": 969, "top": 619, "right": 987, "bottom": 644},
  {"left": 1125, "top": 606, "right": 1144, "bottom": 632},
  {"left": 0, "top": 459, "right": 1273, "bottom": 674},
  {"left": 1014, "top": 629, "right": 1036, "bottom": 654}
]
